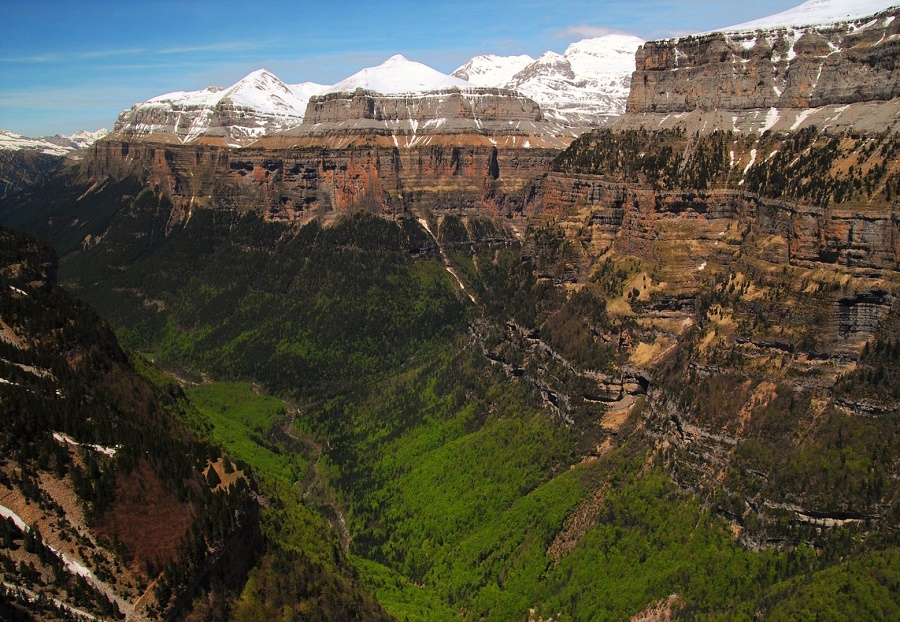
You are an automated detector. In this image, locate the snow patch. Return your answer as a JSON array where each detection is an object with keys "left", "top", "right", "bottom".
[
  {"left": 0, "top": 504, "right": 96, "bottom": 582},
  {"left": 761, "top": 107, "right": 780, "bottom": 133},
  {"left": 53, "top": 431, "right": 120, "bottom": 457},
  {"left": 710, "top": 0, "right": 897, "bottom": 33},
  {"left": 0, "top": 504, "right": 27, "bottom": 532},
  {"left": 790, "top": 108, "right": 817, "bottom": 130},
  {"left": 740, "top": 148, "right": 758, "bottom": 185}
]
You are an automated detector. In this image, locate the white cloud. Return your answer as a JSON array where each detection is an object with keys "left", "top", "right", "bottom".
[
  {"left": 0, "top": 40, "right": 276, "bottom": 64},
  {"left": 158, "top": 40, "right": 279, "bottom": 55},
  {"left": 553, "top": 24, "right": 637, "bottom": 39}
]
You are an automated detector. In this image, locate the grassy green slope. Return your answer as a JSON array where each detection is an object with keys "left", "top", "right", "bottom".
[{"left": 297, "top": 346, "right": 899, "bottom": 621}]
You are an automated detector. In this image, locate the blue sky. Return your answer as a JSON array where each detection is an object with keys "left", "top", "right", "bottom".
[{"left": 0, "top": 0, "right": 805, "bottom": 136}]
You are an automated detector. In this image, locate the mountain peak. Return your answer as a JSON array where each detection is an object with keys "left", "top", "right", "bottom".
[
  {"left": 235, "top": 68, "right": 281, "bottom": 85},
  {"left": 0, "top": 128, "right": 108, "bottom": 156},
  {"left": 451, "top": 54, "right": 535, "bottom": 86},
  {"left": 453, "top": 33, "right": 643, "bottom": 125},
  {"left": 327, "top": 55, "right": 470, "bottom": 95},
  {"left": 115, "top": 68, "right": 321, "bottom": 146}
]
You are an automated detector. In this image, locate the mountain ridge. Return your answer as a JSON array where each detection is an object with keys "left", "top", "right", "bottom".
[
  {"left": 0, "top": 128, "right": 109, "bottom": 156},
  {"left": 111, "top": 34, "right": 645, "bottom": 147},
  {"left": 112, "top": 69, "right": 327, "bottom": 147},
  {"left": 451, "top": 34, "right": 645, "bottom": 125},
  {"left": 709, "top": 0, "right": 899, "bottom": 33}
]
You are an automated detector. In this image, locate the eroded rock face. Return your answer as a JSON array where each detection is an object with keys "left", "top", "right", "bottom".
[
  {"left": 83, "top": 140, "right": 557, "bottom": 221},
  {"left": 265, "top": 88, "right": 572, "bottom": 149},
  {"left": 528, "top": 172, "right": 899, "bottom": 272},
  {"left": 304, "top": 88, "right": 542, "bottom": 125},
  {"left": 84, "top": 126, "right": 900, "bottom": 274},
  {"left": 625, "top": 7, "right": 900, "bottom": 132}
]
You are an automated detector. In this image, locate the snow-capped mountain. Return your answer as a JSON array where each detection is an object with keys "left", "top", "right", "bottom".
[
  {"left": 110, "top": 37, "right": 643, "bottom": 147},
  {"left": 453, "top": 34, "right": 644, "bottom": 126},
  {"left": 326, "top": 54, "right": 470, "bottom": 94},
  {"left": 113, "top": 69, "right": 327, "bottom": 146},
  {"left": 285, "top": 54, "right": 571, "bottom": 149},
  {"left": 452, "top": 54, "right": 535, "bottom": 88},
  {"left": 711, "top": 0, "right": 898, "bottom": 32},
  {"left": 0, "top": 128, "right": 109, "bottom": 156}
]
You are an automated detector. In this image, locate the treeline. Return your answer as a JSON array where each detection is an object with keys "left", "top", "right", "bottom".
[{"left": 553, "top": 127, "right": 900, "bottom": 206}]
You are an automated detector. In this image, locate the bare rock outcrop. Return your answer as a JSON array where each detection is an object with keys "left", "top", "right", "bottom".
[
  {"left": 261, "top": 87, "right": 573, "bottom": 150},
  {"left": 83, "top": 140, "right": 557, "bottom": 221},
  {"left": 623, "top": 6, "right": 900, "bottom": 133}
]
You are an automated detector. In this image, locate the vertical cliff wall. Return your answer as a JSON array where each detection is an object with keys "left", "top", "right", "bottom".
[
  {"left": 622, "top": 7, "right": 900, "bottom": 133},
  {"left": 82, "top": 141, "right": 557, "bottom": 221}
]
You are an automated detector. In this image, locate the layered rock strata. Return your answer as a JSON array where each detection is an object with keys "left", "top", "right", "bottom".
[
  {"left": 621, "top": 6, "right": 900, "bottom": 133},
  {"left": 529, "top": 174, "right": 899, "bottom": 273},
  {"left": 83, "top": 140, "right": 557, "bottom": 221},
  {"left": 112, "top": 70, "right": 324, "bottom": 147},
  {"left": 261, "top": 88, "right": 573, "bottom": 149}
]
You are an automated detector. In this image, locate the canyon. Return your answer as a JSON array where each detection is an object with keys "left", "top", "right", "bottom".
[{"left": 1, "top": 1, "right": 899, "bottom": 620}]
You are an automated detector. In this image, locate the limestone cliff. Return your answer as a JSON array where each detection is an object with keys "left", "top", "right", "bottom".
[
  {"left": 83, "top": 139, "right": 557, "bottom": 222},
  {"left": 622, "top": 5, "right": 900, "bottom": 133},
  {"left": 258, "top": 87, "right": 572, "bottom": 150},
  {"left": 534, "top": 129, "right": 900, "bottom": 274}
]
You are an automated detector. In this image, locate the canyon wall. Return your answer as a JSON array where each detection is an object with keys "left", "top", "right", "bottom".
[
  {"left": 83, "top": 140, "right": 557, "bottom": 221},
  {"left": 530, "top": 172, "right": 899, "bottom": 273},
  {"left": 82, "top": 129, "right": 900, "bottom": 288},
  {"left": 622, "top": 7, "right": 900, "bottom": 133}
]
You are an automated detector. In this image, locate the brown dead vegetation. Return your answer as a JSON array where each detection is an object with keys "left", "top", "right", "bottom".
[{"left": 94, "top": 460, "right": 192, "bottom": 573}]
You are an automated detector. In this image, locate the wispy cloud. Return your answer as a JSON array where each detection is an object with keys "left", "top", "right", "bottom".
[
  {"left": 0, "top": 85, "right": 140, "bottom": 108},
  {"left": 0, "top": 39, "right": 277, "bottom": 64},
  {"left": 158, "top": 39, "right": 281, "bottom": 55},
  {"left": 76, "top": 48, "right": 149, "bottom": 60},
  {"left": 0, "top": 53, "right": 63, "bottom": 63},
  {"left": 552, "top": 24, "right": 637, "bottom": 40}
]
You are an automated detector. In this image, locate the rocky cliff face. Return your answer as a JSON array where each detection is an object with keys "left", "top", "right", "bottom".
[
  {"left": 623, "top": 5, "right": 900, "bottom": 133},
  {"left": 305, "top": 87, "right": 541, "bottom": 125},
  {"left": 0, "top": 149, "right": 67, "bottom": 198},
  {"left": 83, "top": 139, "right": 557, "bottom": 222},
  {"left": 533, "top": 129, "right": 900, "bottom": 273},
  {"left": 259, "top": 87, "right": 571, "bottom": 150},
  {"left": 0, "top": 227, "right": 259, "bottom": 620},
  {"left": 531, "top": 173, "right": 898, "bottom": 273}
]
